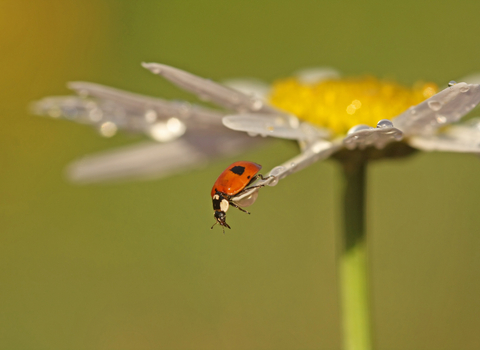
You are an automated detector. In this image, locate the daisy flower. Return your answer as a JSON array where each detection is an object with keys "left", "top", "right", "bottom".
[
  {"left": 32, "top": 64, "right": 480, "bottom": 185},
  {"left": 33, "top": 63, "right": 480, "bottom": 350}
]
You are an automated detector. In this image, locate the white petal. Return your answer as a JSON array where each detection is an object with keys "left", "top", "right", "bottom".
[
  {"left": 32, "top": 83, "right": 225, "bottom": 140},
  {"left": 342, "top": 120, "right": 403, "bottom": 150},
  {"left": 31, "top": 96, "right": 96, "bottom": 122},
  {"left": 66, "top": 129, "right": 262, "bottom": 183},
  {"left": 142, "top": 62, "right": 284, "bottom": 115},
  {"left": 223, "top": 114, "right": 328, "bottom": 141},
  {"left": 408, "top": 118, "right": 480, "bottom": 153},
  {"left": 231, "top": 140, "right": 340, "bottom": 202},
  {"left": 221, "top": 78, "right": 270, "bottom": 100},
  {"left": 67, "top": 82, "right": 224, "bottom": 126},
  {"left": 393, "top": 82, "right": 480, "bottom": 136},
  {"left": 293, "top": 67, "right": 340, "bottom": 84},
  {"left": 266, "top": 140, "right": 339, "bottom": 181}
]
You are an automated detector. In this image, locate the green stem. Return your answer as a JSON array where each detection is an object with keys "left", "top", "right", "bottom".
[{"left": 339, "top": 160, "right": 372, "bottom": 350}]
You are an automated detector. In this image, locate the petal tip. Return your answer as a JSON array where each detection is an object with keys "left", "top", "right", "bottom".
[{"left": 142, "top": 62, "right": 163, "bottom": 74}]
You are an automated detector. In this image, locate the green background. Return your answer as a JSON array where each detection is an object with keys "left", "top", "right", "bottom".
[{"left": 2, "top": 1, "right": 480, "bottom": 349}]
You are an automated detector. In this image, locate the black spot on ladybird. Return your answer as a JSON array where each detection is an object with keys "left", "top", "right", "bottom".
[
  {"left": 230, "top": 165, "right": 245, "bottom": 175},
  {"left": 247, "top": 175, "right": 251, "bottom": 179}
]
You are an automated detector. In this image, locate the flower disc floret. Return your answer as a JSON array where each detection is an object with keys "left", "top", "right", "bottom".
[{"left": 268, "top": 76, "right": 438, "bottom": 135}]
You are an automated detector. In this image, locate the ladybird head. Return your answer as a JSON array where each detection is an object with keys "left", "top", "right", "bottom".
[
  {"left": 211, "top": 193, "right": 231, "bottom": 233},
  {"left": 214, "top": 210, "right": 230, "bottom": 227},
  {"left": 212, "top": 210, "right": 231, "bottom": 233}
]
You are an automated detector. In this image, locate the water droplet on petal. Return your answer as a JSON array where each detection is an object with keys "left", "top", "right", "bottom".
[
  {"left": 290, "top": 162, "right": 296, "bottom": 168},
  {"left": 435, "top": 115, "right": 447, "bottom": 124},
  {"left": 267, "top": 166, "right": 286, "bottom": 186},
  {"left": 459, "top": 85, "right": 470, "bottom": 93},
  {"left": 251, "top": 99, "right": 263, "bottom": 110},
  {"left": 376, "top": 119, "right": 393, "bottom": 128},
  {"left": 144, "top": 109, "right": 157, "bottom": 123},
  {"left": 89, "top": 108, "right": 103, "bottom": 122},
  {"left": 233, "top": 191, "right": 259, "bottom": 207},
  {"left": 347, "top": 124, "right": 371, "bottom": 135},
  {"left": 149, "top": 118, "right": 186, "bottom": 142},
  {"left": 428, "top": 100, "right": 442, "bottom": 111},
  {"left": 409, "top": 106, "right": 417, "bottom": 115},
  {"left": 448, "top": 81, "right": 457, "bottom": 87},
  {"left": 99, "top": 122, "right": 117, "bottom": 137},
  {"left": 166, "top": 117, "right": 186, "bottom": 135},
  {"left": 288, "top": 115, "right": 300, "bottom": 128}
]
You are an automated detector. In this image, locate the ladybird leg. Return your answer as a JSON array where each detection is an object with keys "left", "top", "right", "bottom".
[
  {"left": 257, "top": 174, "right": 273, "bottom": 181},
  {"left": 245, "top": 173, "right": 274, "bottom": 187},
  {"left": 228, "top": 200, "right": 251, "bottom": 215},
  {"left": 242, "top": 181, "right": 272, "bottom": 192}
]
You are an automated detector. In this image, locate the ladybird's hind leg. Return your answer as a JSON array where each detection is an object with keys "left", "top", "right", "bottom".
[{"left": 228, "top": 200, "right": 251, "bottom": 215}]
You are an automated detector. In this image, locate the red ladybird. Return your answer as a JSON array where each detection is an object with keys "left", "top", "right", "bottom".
[{"left": 211, "top": 161, "right": 270, "bottom": 232}]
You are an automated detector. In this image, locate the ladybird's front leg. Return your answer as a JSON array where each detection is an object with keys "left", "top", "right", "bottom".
[
  {"left": 243, "top": 174, "right": 274, "bottom": 193},
  {"left": 245, "top": 173, "right": 274, "bottom": 187},
  {"left": 228, "top": 200, "right": 251, "bottom": 215}
]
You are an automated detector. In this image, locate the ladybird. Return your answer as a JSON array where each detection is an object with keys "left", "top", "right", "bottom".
[{"left": 211, "top": 161, "right": 270, "bottom": 233}]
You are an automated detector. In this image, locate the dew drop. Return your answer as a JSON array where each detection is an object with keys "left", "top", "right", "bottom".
[
  {"left": 233, "top": 191, "right": 259, "bottom": 207},
  {"left": 428, "top": 100, "right": 442, "bottom": 111},
  {"left": 89, "top": 108, "right": 103, "bottom": 122},
  {"left": 448, "top": 81, "right": 457, "bottom": 87},
  {"left": 99, "top": 122, "right": 117, "bottom": 137},
  {"left": 288, "top": 115, "right": 300, "bottom": 128},
  {"left": 409, "top": 106, "right": 417, "bottom": 115},
  {"left": 144, "top": 109, "right": 157, "bottom": 123},
  {"left": 166, "top": 117, "right": 186, "bottom": 135},
  {"left": 459, "top": 85, "right": 470, "bottom": 93},
  {"left": 435, "top": 115, "right": 447, "bottom": 124},
  {"left": 290, "top": 162, "right": 296, "bottom": 168},
  {"left": 347, "top": 124, "right": 371, "bottom": 135},
  {"left": 251, "top": 99, "right": 263, "bottom": 110},
  {"left": 267, "top": 166, "right": 286, "bottom": 186},
  {"left": 376, "top": 119, "right": 393, "bottom": 128}
]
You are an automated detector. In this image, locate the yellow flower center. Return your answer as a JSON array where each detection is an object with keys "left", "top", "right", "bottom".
[{"left": 268, "top": 76, "right": 438, "bottom": 136}]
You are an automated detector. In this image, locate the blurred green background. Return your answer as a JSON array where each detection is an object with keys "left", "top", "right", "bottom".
[{"left": 1, "top": 1, "right": 480, "bottom": 349}]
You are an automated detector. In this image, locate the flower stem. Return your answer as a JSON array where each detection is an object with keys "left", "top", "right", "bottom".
[{"left": 339, "top": 159, "right": 372, "bottom": 350}]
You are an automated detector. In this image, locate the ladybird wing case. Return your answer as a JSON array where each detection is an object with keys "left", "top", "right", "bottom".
[{"left": 211, "top": 161, "right": 262, "bottom": 197}]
